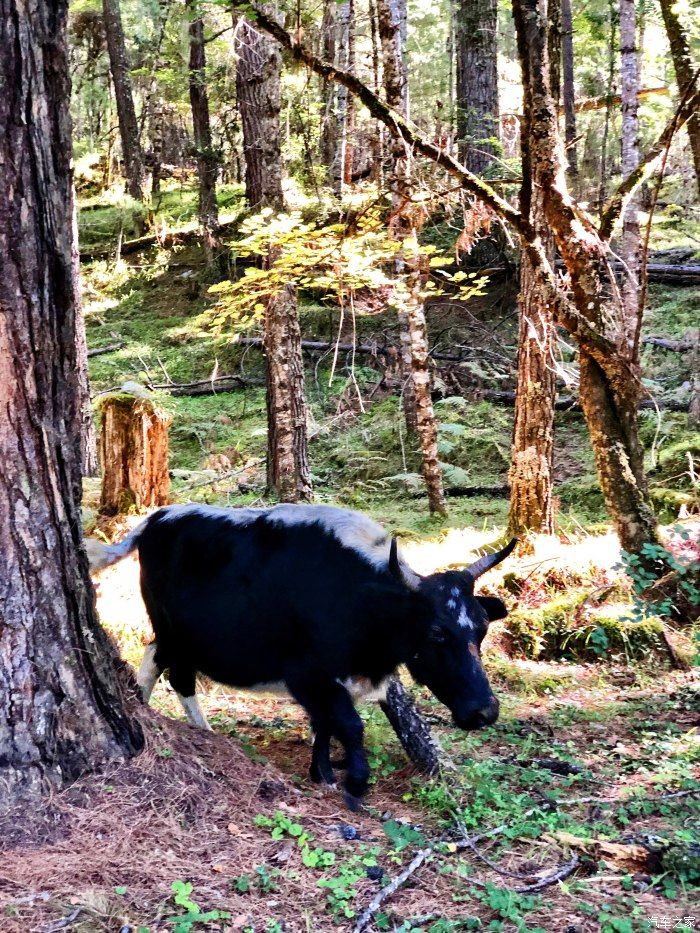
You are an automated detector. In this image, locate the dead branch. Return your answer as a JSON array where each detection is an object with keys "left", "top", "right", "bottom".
[
  {"left": 643, "top": 335, "right": 695, "bottom": 352},
  {"left": 87, "top": 341, "right": 124, "bottom": 357},
  {"left": 510, "top": 854, "right": 580, "bottom": 892},
  {"left": 353, "top": 847, "right": 433, "bottom": 933},
  {"left": 146, "top": 375, "right": 264, "bottom": 396}
]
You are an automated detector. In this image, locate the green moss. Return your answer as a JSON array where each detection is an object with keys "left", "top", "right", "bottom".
[{"left": 506, "top": 594, "right": 668, "bottom": 663}]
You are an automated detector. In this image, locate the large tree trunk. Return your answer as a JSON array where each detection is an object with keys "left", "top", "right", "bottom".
[
  {"left": 236, "top": 14, "right": 284, "bottom": 210},
  {"left": 0, "top": 0, "right": 142, "bottom": 801},
  {"left": 264, "top": 283, "right": 313, "bottom": 502},
  {"left": 619, "top": 0, "right": 641, "bottom": 350},
  {"left": 513, "top": 0, "right": 660, "bottom": 557},
  {"left": 187, "top": 3, "right": 220, "bottom": 268},
  {"left": 454, "top": 0, "right": 499, "bottom": 174},
  {"left": 560, "top": 0, "right": 577, "bottom": 176},
  {"left": 508, "top": 0, "right": 558, "bottom": 537},
  {"left": 660, "top": 0, "right": 700, "bottom": 198},
  {"left": 103, "top": 0, "right": 145, "bottom": 201}
]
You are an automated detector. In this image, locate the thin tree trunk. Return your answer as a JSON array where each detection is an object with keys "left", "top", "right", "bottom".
[
  {"left": 72, "top": 190, "right": 98, "bottom": 477},
  {"left": 0, "top": 0, "right": 142, "bottom": 801},
  {"left": 619, "top": 0, "right": 641, "bottom": 350},
  {"left": 236, "top": 13, "right": 284, "bottom": 210},
  {"left": 454, "top": 0, "right": 500, "bottom": 174},
  {"left": 689, "top": 328, "right": 700, "bottom": 428},
  {"left": 187, "top": 3, "right": 220, "bottom": 267},
  {"left": 368, "top": 0, "right": 384, "bottom": 178},
  {"left": 598, "top": 0, "right": 617, "bottom": 208},
  {"left": 343, "top": 0, "right": 356, "bottom": 186},
  {"left": 319, "top": 0, "right": 339, "bottom": 175},
  {"left": 659, "top": 0, "right": 700, "bottom": 198},
  {"left": 103, "top": 0, "right": 145, "bottom": 201},
  {"left": 508, "top": 0, "right": 558, "bottom": 536},
  {"left": 264, "top": 283, "right": 313, "bottom": 502},
  {"left": 560, "top": 0, "right": 577, "bottom": 175}
]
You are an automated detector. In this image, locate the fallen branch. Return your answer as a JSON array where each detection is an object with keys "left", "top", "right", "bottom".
[
  {"left": 79, "top": 217, "right": 241, "bottom": 261},
  {"left": 146, "top": 375, "right": 264, "bottom": 396},
  {"left": 87, "top": 341, "right": 124, "bottom": 357},
  {"left": 353, "top": 847, "right": 432, "bottom": 933},
  {"left": 509, "top": 854, "right": 580, "bottom": 893},
  {"left": 643, "top": 335, "right": 695, "bottom": 352},
  {"left": 379, "top": 679, "right": 443, "bottom": 775}
]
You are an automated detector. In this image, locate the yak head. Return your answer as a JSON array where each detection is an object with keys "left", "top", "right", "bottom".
[{"left": 390, "top": 538, "right": 516, "bottom": 731}]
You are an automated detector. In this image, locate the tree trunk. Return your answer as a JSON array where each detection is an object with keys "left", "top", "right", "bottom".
[
  {"left": 508, "top": 0, "right": 558, "bottom": 537},
  {"left": 598, "top": 0, "right": 617, "bottom": 208},
  {"left": 334, "top": 0, "right": 356, "bottom": 195},
  {"left": 72, "top": 190, "right": 99, "bottom": 477},
  {"left": 98, "top": 393, "right": 172, "bottom": 515},
  {"left": 513, "top": 0, "right": 661, "bottom": 558},
  {"left": 560, "top": 0, "right": 577, "bottom": 175},
  {"left": 103, "top": 0, "right": 145, "bottom": 201},
  {"left": 619, "top": 0, "right": 641, "bottom": 350},
  {"left": 454, "top": 0, "right": 499, "bottom": 175},
  {"left": 236, "top": 13, "right": 284, "bottom": 210},
  {"left": 187, "top": 3, "right": 221, "bottom": 268},
  {"left": 379, "top": 679, "right": 441, "bottom": 774},
  {"left": 319, "top": 0, "right": 339, "bottom": 175},
  {"left": 659, "top": 0, "right": 700, "bottom": 198},
  {"left": 689, "top": 328, "right": 700, "bottom": 429},
  {"left": 0, "top": 0, "right": 142, "bottom": 801},
  {"left": 264, "top": 283, "right": 313, "bottom": 502}
]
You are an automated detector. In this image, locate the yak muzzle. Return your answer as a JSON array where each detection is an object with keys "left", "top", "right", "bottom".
[{"left": 454, "top": 697, "right": 500, "bottom": 731}]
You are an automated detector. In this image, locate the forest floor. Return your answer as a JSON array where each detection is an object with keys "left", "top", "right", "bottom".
[{"left": 2, "top": 184, "right": 698, "bottom": 932}]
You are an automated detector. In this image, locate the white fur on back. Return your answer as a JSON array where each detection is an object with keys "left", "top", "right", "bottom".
[{"left": 159, "top": 503, "right": 406, "bottom": 573}]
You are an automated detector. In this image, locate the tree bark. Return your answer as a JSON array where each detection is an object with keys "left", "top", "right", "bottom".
[
  {"left": 264, "top": 283, "right": 313, "bottom": 502},
  {"left": 98, "top": 394, "right": 172, "bottom": 514},
  {"left": 508, "top": 0, "right": 558, "bottom": 537},
  {"left": 619, "top": 0, "right": 641, "bottom": 351},
  {"left": 72, "top": 190, "right": 99, "bottom": 477},
  {"left": 598, "top": 0, "right": 617, "bottom": 208},
  {"left": 659, "top": 0, "right": 700, "bottom": 198},
  {"left": 187, "top": 2, "right": 221, "bottom": 268},
  {"left": 236, "top": 13, "right": 284, "bottom": 210},
  {"left": 102, "top": 0, "right": 145, "bottom": 201},
  {"left": 689, "top": 328, "right": 700, "bottom": 429},
  {"left": 319, "top": 0, "right": 339, "bottom": 175},
  {"left": 454, "top": 0, "right": 500, "bottom": 174},
  {"left": 0, "top": 0, "right": 142, "bottom": 801},
  {"left": 513, "top": 0, "right": 660, "bottom": 558},
  {"left": 560, "top": 0, "right": 578, "bottom": 175}
]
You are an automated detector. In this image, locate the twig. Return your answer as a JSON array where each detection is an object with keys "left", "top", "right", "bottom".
[
  {"left": 87, "top": 341, "right": 124, "bottom": 357},
  {"left": 353, "top": 847, "right": 432, "bottom": 933},
  {"left": 510, "top": 854, "right": 580, "bottom": 893},
  {"left": 42, "top": 908, "right": 82, "bottom": 933}
]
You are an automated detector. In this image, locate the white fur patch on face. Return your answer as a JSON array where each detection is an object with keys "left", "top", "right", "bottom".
[
  {"left": 456, "top": 605, "right": 473, "bottom": 631},
  {"left": 447, "top": 598, "right": 457, "bottom": 610},
  {"left": 451, "top": 587, "right": 460, "bottom": 597}
]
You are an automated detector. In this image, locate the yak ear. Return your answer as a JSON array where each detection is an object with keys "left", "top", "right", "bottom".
[{"left": 477, "top": 596, "right": 508, "bottom": 622}]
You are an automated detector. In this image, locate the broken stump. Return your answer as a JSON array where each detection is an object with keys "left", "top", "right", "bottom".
[{"left": 98, "top": 389, "right": 171, "bottom": 515}]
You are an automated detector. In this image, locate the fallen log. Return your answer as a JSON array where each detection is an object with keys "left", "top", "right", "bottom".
[
  {"left": 237, "top": 335, "right": 501, "bottom": 364},
  {"left": 480, "top": 389, "right": 689, "bottom": 412},
  {"left": 643, "top": 335, "right": 694, "bottom": 352},
  {"left": 380, "top": 679, "right": 442, "bottom": 775},
  {"left": 79, "top": 217, "right": 241, "bottom": 262},
  {"left": 146, "top": 375, "right": 264, "bottom": 396},
  {"left": 87, "top": 341, "right": 124, "bottom": 357}
]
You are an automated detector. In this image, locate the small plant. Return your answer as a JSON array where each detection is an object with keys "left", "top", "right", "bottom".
[
  {"left": 619, "top": 527, "right": 700, "bottom": 624},
  {"left": 165, "top": 880, "right": 230, "bottom": 932}
]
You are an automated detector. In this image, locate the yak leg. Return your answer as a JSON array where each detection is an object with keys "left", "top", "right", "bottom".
[
  {"left": 287, "top": 673, "right": 369, "bottom": 809},
  {"left": 169, "top": 664, "right": 212, "bottom": 731},
  {"left": 310, "top": 729, "right": 336, "bottom": 786},
  {"left": 137, "top": 641, "right": 162, "bottom": 703}
]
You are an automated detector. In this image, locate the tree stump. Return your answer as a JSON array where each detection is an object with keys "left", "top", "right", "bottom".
[{"left": 98, "top": 390, "right": 171, "bottom": 514}]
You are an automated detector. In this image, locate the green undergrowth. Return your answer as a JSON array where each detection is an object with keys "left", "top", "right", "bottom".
[{"left": 505, "top": 592, "right": 671, "bottom": 664}]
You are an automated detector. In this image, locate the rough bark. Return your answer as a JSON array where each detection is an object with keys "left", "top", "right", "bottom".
[
  {"left": 98, "top": 394, "right": 172, "bottom": 514},
  {"left": 508, "top": 0, "right": 558, "bottom": 536},
  {"left": 319, "top": 0, "right": 339, "bottom": 173},
  {"left": 0, "top": 0, "right": 142, "bottom": 801},
  {"left": 659, "top": 0, "right": 700, "bottom": 198},
  {"left": 513, "top": 0, "right": 660, "bottom": 557},
  {"left": 187, "top": 3, "right": 220, "bottom": 267},
  {"left": 264, "top": 283, "right": 313, "bottom": 502},
  {"left": 560, "top": 0, "right": 577, "bottom": 175},
  {"left": 379, "top": 679, "right": 441, "bottom": 774},
  {"left": 102, "top": 0, "right": 144, "bottom": 200},
  {"left": 598, "top": 0, "right": 617, "bottom": 208},
  {"left": 619, "top": 0, "right": 641, "bottom": 350},
  {"left": 236, "top": 14, "right": 284, "bottom": 210},
  {"left": 72, "top": 190, "right": 98, "bottom": 477},
  {"left": 455, "top": 0, "right": 500, "bottom": 174},
  {"left": 689, "top": 328, "right": 700, "bottom": 428},
  {"left": 334, "top": 0, "right": 356, "bottom": 194}
]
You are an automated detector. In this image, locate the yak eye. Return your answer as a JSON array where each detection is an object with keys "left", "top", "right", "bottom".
[{"left": 428, "top": 625, "right": 447, "bottom": 645}]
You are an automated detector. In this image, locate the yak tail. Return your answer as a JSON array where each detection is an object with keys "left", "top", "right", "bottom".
[{"left": 85, "top": 520, "right": 148, "bottom": 573}]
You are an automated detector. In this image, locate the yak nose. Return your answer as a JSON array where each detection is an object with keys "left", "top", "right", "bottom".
[{"left": 455, "top": 698, "right": 500, "bottom": 731}]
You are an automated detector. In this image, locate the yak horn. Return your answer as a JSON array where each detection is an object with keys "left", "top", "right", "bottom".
[
  {"left": 388, "top": 537, "right": 421, "bottom": 591},
  {"left": 465, "top": 538, "right": 517, "bottom": 580}
]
